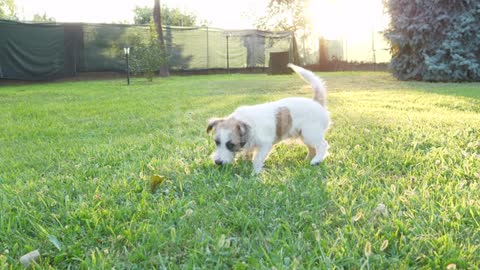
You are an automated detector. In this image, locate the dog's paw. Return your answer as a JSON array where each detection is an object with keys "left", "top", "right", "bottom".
[
  {"left": 310, "top": 160, "right": 322, "bottom": 166},
  {"left": 310, "top": 152, "right": 328, "bottom": 166}
]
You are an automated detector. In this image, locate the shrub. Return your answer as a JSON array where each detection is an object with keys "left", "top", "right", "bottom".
[
  {"left": 384, "top": 0, "right": 480, "bottom": 82},
  {"left": 129, "top": 22, "right": 168, "bottom": 81}
]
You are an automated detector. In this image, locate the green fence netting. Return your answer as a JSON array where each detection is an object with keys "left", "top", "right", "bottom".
[
  {"left": 0, "top": 20, "right": 67, "bottom": 79},
  {"left": 0, "top": 20, "right": 295, "bottom": 80}
]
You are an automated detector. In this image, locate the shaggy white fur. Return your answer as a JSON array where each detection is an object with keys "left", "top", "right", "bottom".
[{"left": 207, "top": 64, "right": 330, "bottom": 173}]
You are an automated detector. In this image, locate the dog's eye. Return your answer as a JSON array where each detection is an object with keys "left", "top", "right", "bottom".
[
  {"left": 214, "top": 139, "right": 220, "bottom": 146},
  {"left": 226, "top": 141, "right": 235, "bottom": 151}
]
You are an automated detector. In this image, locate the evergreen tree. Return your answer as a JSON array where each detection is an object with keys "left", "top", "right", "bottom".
[{"left": 384, "top": 0, "right": 480, "bottom": 81}]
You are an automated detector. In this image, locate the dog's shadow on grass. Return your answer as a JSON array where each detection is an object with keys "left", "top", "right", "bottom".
[
  {"left": 196, "top": 143, "right": 330, "bottom": 184},
  {"left": 262, "top": 144, "right": 330, "bottom": 182}
]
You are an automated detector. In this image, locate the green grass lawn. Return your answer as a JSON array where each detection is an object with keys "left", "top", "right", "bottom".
[{"left": 0, "top": 72, "right": 479, "bottom": 269}]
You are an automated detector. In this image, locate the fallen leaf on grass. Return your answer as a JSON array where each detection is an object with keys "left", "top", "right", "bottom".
[
  {"left": 374, "top": 203, "right": 388, "bottom": 217},
  {"left": 183, "top": 208, "right": 194, "bottom": 218},
  {"left": 150, "top": 175, "right": 165, "bottom": 193},
  {"left": 380, "top": 240, "right": 389, "bottom": 251},
  {"left": 19, "top": 250, "right": 40, "bottom": 267},
  {"left": 48, "top": 235, "right": 62, "bottom": 251},
  {"left": 217, "top": 234, "right": 226, "bottom": 248},
  {"left": 353, "top": 212, "right": 363, "bottom": 222},
  {"left": 364, "top": 242, "right": 372, "bottom": 257},
  {"left": 314, "top": 229, "right": 321, "bottom": 243}
]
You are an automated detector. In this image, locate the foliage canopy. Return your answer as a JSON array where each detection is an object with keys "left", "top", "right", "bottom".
[
  {"left": 133, "top": 5, "right": 196, "bottom": 27},
  {"left": 0, "top": 0, "right": 17, "bottom": 20},
  {"left": 256, "top": 0, "right": 308, "bottom": 31},
  {"left": 384, "top": 0, "right": 480, "bottom": 81}
]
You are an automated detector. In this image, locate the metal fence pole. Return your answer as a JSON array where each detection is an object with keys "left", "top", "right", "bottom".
[
  {"left": 206, "top": 26, "right": 209, "bottom": 70},
  {"left": 124, "top": 47, "right": 130, "bottom": 85},
  {"left": 226, "top": 34, "right": 230, "bottom": 73}
]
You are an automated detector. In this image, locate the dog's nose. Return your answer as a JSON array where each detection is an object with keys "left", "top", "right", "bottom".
[{"left": 214, "top": 159, "right": 223, "bottom": 165}]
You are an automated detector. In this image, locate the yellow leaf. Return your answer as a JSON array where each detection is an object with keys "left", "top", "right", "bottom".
[
  {"left": 364, "top": 242, "right": 372, "bottom": 257},
  {"left": 314, "top": 229, "right": 321, "bottom": 243},
  {"left": 380, "top": 240, "right": 389, "bottom": 251},
  {"left": 218, "top": 234, "right": 226, "bottom": 248},
  {"left": 353, "top": 212, "right": 363, "bottom": 222},
  {"left": 150, "top": 175, "right": 165, "bottom": 193}
]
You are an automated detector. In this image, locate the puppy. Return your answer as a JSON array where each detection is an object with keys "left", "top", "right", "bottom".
[{"left": 207, "top": 64, "right": 330, "bottom": 173}]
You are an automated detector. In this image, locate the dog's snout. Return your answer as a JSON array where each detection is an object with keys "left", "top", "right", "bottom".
[{"left": 214, "top": 159, "right": 223, "bottom": 165}]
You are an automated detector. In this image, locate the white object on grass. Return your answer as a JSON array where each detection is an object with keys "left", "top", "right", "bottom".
[{"left": 19, "top": 249, "right": 40, "bottom": 267}]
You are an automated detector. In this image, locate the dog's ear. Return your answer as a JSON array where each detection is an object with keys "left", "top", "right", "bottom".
[
  {"left": 237, "top": 121, "right": 250, "bottom": 147},
  {"left": 237, "top": 121, "right": 250, "bottom": 137},
  {"left": 206, "top": 118, "right": 224, "bottom": 133}
]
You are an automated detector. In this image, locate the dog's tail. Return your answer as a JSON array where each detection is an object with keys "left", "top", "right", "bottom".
[{"left": 288, "top": 63, "right": 327, "bottom": 107}]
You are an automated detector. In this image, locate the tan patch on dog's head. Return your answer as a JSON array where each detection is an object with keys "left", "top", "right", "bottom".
[
  {"left": 276, "top": 107, "right": 292, "bottom": 139},
  {"left": 207, "top": 118, "right": 224, "bottom": 133},
  {"left": 215, "top": 118, "right": 249, "bottom": 151},
  {"left": 207, "top": 117, "right": 250, "bottom": 164}
]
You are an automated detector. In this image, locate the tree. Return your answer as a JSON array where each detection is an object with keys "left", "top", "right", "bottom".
[
  {"left": 256, "top": 0, "right": 308, "bottom": 31},
  {"left": 32, "top": 12, "right": 55, "bottom": 22},
  {"left": 384, "top": 0, "right": 480, "bottom": 82},
  {"left": 318, "top": 37, "right": 329, "bottom": 69},
  {"left": 133, "top": 6, "right": 151, "bottom": 24},
  {"left": 130, "top": 22, "right": 167, "bottom": 81},
  {"left": 0, "top": 0, "right": 17, "bottom": 20},
  {"left": 133, "top": 5, "right": 196, "bottom": 26},
  {"left": 163, "top": 6, "right": 196, "bottom": 27},
  {"left": 153, "top": 0, "right": 169, "bottom": 77}
]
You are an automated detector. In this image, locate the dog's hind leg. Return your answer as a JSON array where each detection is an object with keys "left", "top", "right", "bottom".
[
  {"left": 302, "top": 126, "right": 328, "bottom": 165},
  {"left": 309, "top": 139, "right": 329, "bottom": 165}
]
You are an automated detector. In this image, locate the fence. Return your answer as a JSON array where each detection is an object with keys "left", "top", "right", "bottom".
[
  {"left": 0, "top": 20, "right": 390, "bottom": 81},
  {"left": 0, "top": 20, "right": 296, "bottom": 80},
  {"left": 295, "top": 29, "right": 391, "bottom": 66}
]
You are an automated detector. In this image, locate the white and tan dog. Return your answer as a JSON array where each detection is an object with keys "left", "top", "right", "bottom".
[{"left": 207, "top": 64, "right": 330, "bottom": 173}]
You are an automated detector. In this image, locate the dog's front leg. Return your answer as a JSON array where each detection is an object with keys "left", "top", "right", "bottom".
[{"left": 252, "top": 144, "right": 272, "bottom": 174}]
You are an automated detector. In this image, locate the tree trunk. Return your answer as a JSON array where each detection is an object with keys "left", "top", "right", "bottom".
[{"left": 153, "top": 0, "right": 169, "bottom": 77}]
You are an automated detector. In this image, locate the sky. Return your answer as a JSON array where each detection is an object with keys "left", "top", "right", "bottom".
[
  {"left": 14, "top": 0, "right": 268, "bottom": 29},
  {"left": 14, "top": 0, "right": 387, "bottom": 31}
]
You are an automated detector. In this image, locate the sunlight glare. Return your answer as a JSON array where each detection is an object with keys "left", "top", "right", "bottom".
[{"left": 307, "top": 0, "right": 385, "bottom": 40}]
